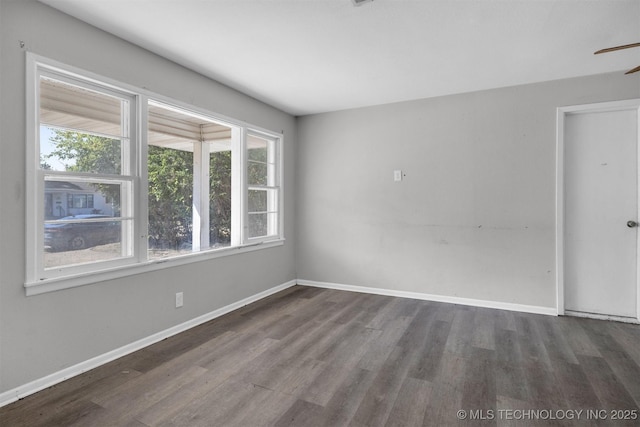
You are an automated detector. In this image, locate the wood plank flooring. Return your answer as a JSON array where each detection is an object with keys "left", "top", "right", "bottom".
[{"left": 1, "top": 286, "right": 639, "bottom": 426}]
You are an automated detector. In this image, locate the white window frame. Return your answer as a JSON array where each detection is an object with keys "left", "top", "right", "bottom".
[
  {"left": 25, "top": 53, "right": 284, "bottom": 296},
  {"left": 144, "top": 99, "right": 242, "bottom": 255},
  {"left": 245, "top": 130, "right": 282, "bottom": 243},
  {"left": 26, "top": 56, "right": 140, "bottom": 285}
]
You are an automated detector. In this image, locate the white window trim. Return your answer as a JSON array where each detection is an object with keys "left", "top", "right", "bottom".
[
  {"left": 25, "top": 53, "right": 285, "bottom": 295},
  {"left": 245, "top": 129, "right": 283, "bottom": 243},
  {"left": 27, "top": 55, "right": 141, "bottom": 284},
  {"left": 24, "top": 239, "right": 285, "bottom": 296}
]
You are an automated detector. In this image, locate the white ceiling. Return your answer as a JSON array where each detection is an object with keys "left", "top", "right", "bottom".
[{"left": 40, "top": 0, "right": 640, "bottom": 116}]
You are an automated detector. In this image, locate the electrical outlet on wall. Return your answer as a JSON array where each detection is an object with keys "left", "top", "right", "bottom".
[
  {"left": 175, "top": 292, "right": 184, "bottom": 308},
  {"left": 394, "top": 170, "right": 403, "bottom": 182}
]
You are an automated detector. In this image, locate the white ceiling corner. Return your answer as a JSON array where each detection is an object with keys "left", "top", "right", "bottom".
[{"left": 39, "top": 0, "right": 640, "bottom": 116}]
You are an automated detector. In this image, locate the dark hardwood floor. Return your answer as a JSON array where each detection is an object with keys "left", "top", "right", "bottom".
[{"left": 1, "top": 285, "right": 639, "bottom": 426}]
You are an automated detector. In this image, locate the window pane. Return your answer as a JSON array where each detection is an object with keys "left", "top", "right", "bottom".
[
  {"left": 39, "top": 77, "right": 126, "bottom": 174},
  {"left": 40, "top": 77, "right": 124, "bottom": 137},
  {"left": 248, "top": 138, "right": 267, "bottom": 186},
  {"left": 248, "top": 161, "right": 268, "bottom": 186},
  {"left": 248, "top": 188, "right": 278, "bottom": 239},
  {"left": 44, "top": 219, "right": 130, "bottom": 269},
  {"left": 248, "top": 189, "right": 267, "bottom": 212},
  {"left": 147, "top": 144, "right": 194, "bottom": 259},
  {"left": 209, "top": 146, "right": 232, "bottom": 248},
  {"left": 147, "top": 101, "right": 234, "bottom": 257},
  {"left": 247, "top": 134, "right": 275, "bottom": 186},
  {"left": 248, "top": 213, "right": 267, "bottom": 238},
  {"left": 40, "top": 126, "right": 122, "bottom": 174},
  {"left": 45, "top": 180, "right": 122, "bottom": 219},
  {"left": 248, "top": 213, "right": 278, "bottom": 239}
]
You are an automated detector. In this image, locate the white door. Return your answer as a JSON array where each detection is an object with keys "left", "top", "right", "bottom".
[{"left": 563, "top": 103, "right": 639, "bottom": 320}]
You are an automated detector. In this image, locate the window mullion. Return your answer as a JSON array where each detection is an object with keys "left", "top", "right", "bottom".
[
  {"left": 138, "top": 95, "right": 149, "bottom": 262},
  {"left": 121, "top": 92, "right": 134, "bottom": 258},
  {"left": 231, "top": 127, "right": 244, "bottom": 246}
]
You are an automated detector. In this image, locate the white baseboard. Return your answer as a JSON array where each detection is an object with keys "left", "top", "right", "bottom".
[
  {"left": 1, "top": 277, "right": 556, "bottom": 408},
  {"left": 0, "top": 279, "right": 296, "bottom": 408},
  {"left": 297, "top": 279, "right": 557, "bottom": 316},
  {"left": 564, "top": 310, "right": 639, "bottom": 324}
]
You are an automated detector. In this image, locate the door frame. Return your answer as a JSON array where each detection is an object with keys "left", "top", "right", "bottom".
[{"left": 556, "top": 98, "right": 640, "bottom": 322}]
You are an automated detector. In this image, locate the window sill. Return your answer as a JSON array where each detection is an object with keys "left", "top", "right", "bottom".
[{"left": 24, "top": 239, "right": 285, "bottom": 296}]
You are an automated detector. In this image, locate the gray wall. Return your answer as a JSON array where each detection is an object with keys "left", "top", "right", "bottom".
[
  {"left": 0, "top": 0, "right": 296, "bottom": 393},
  {"left": 2, "top": 0, "right": 640, "bottom": 400},
  {"left": 296, "top": 73, "right": 640, "bottom": 309}
]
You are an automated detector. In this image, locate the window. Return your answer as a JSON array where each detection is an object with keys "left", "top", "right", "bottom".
[
  {"left": 146, "top": 101, "right": 235, "bottom": 258},
  {"left": 34, "top": 71, "right": 136, "bottom": 275},
  {"left": 26, "top": 54, "right": 283, "bottom": 294},
  {"left": 67, "top": 194, "right": 94, "bottom": 209},
  {"left": 247, "top": 132, "right": 280, "bottom": 240}
]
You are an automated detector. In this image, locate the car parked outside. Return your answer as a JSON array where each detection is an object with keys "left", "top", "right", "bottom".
[{"left": 45, "top": 214, "right": 121, "bottom": 251}]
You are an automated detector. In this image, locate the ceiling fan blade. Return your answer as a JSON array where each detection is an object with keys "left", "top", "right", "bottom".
[
  {"left": 594, "top": 42, "right": 640, "bottom": 54},
  {"left": 624, "top": 65, "right": 640, "bottom": 75}
]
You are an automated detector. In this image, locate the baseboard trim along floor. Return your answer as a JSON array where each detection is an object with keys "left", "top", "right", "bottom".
[
  {"left": 0, "top": 279, "right": 297, "bottom": 408},
  {"left": 3, "top": 285, "right": 637, "bottom": 425},
  {"left": 297, "top": 279, "right": 557, "bottom": 317},
  {"left": 0, "top": 278, "right": 556, "bottom": 408}
]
